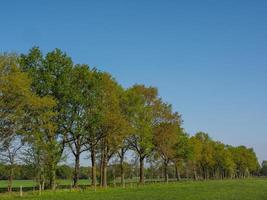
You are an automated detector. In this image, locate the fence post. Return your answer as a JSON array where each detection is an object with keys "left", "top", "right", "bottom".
[
  {"left": 20, "top": 186, "right": 23, "bottom": 197},
  {"left": 39, "top": 183, "right": 42, "bottom": 196}
]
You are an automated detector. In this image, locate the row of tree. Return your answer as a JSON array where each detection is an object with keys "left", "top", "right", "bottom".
[{"left": 0, "top": 47, "right": 260, "bottom": 191}]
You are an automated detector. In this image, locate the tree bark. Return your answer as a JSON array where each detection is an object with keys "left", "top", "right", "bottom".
[
  {"left": 90, "top": 146, "right": 97, "bottom": 187},
  {"left": 193, "top": 167, "right": 198, "bottom": 180},
  {"left": 120, "top": 149, "right": 125, "bottom": 187},
  {"left": 205, "top": 168, "right": 209, "bottom": 180},
  {"left": 100, "top": 151, "right": 103, "bottom": 186},
  {"left": 39, "top": 165, "right": 45, "bottom": 190},
  {"left": 100, "top": 139, "right": 108, "bottom": 188},
  {"left": 8, "top": 166, "right": 14, "bottom": 192},
  {"left": 48, "top": 163, "right": 56, "bottom": 190},
  {"left": 175, "top": 164, "right": 181, "bottom": 181},
  {"left": 164, "top": 161, "right": 169, "bottom": 182},
  {"left": 73, "top": 154, "right": 80, "bottom": 188},
  {"left": 185, "top": 162, "right": 189, "bottom": 180},
  {"left": 101, "top": 148, "right": 108, "bottom": 188},
  {"left": 139, "top": 156, "right": 145, "bottom": 184}
]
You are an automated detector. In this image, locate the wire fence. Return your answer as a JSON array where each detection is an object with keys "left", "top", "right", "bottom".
[
  {"left": 0, "top": 178, "right": 184, "bottom": 193},
  {"left": 1, "top": 176, "right": 265, "bottom": 194}
]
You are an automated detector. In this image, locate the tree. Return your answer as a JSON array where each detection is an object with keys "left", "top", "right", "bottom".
[
  {"left": 22, "top": 95, "right": 57, "bottom": 190},
  {"left": 0, "top": 54, "right": 32, "bottom": 139},
  {"left": 0, "top": 54, "right": 28, "bottom": 191},
  {"left": 212, "top": 142, "right": 235, "bottom": 179},
  {"left": 153, "top": 101, "right": 182, "bottom": 182},
  {"left": 116, "top": 89, "right": 137, "bottom": 187},
  {"left": 127, "top": 85, "right": 159, "bottom": 184},
  {"left": 0, "top": 135, "right": 23, "bottom": 192},
  {"left": 189, "top": 132, "right": 214, "bottom": 180},
  {"left": 196, "top": 132, "right": 215, "bottom": 179},
  {"left": 230, "top": 146, "right": 259, "bottom": 178},
  {"left": 20, "top": 47, "right": 72, "bottom": 189},
  {"left": 172, "top": 131, "right": 191, "bottom": 181},
  {"left": 56, "top": 165, "right": 73, "bottom": 179},
  {"left": 96, "top": 72, "right": 129, "bottom": 187},
  {"left": 63, "top": 65, "right": 93, "bottom": 187},
  {"left": 260, "top": 161, "right": 267, "bottom": 176},
  {"left": 0, "top": 53, "right": 56, "bottom": 191}
]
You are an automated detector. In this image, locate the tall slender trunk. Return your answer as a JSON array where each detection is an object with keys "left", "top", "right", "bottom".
[
  {"left": 90, "top": 146, "right": 97, "bottom": 187},
  {"left": 164, "top": 161, "right": 168, "bottom": 182},
  {"left": 102, "top": 163, "right": 107, "bottom": 187},
  {"left": 100, "top": 139, "right": 108, "bottom": 188},
  {"left": 175, "top": 164, "right": 181, "bottom": 181},
  {"left": 48, "top": 163, "right": 56, "bottom": 190},
  {"left": 39, "top": 165, "right": 45, "bottom": 190},
  {"left": 8, "top": 166, "right": 14, "bottom": 192},
  {"left": 205, "top": 168, "right": 209, "bottom": 180},
  {"left": 73, "top": 154, "right": 80, "bottom": 188},
  {"left": 193, "top": 166, "right": 198, "bottom": 180},
  {"left": 100, "top": 150, "right": 103, "bottom": 186},
  {"left": 217, "top": 169, "right": 219, "bottom": 179},
  {"left": 202, "top": 166, "right": 206, "bottom": 180},
  {"left": 186, "top": 162, "right": 189, "bottom": 180},
  {"left": 120, "top": 149, "right": 125, "bottom": 187},
  {"left": 101, "top": 147, "right": 108, "bottom": 188},
  {"left": 139, "top": 156, "right": 145, "bottom": 184}
]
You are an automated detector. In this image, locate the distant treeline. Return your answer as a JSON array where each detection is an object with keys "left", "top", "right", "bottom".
[{"left": 0, "top": 48, "right": 261, "bottom": 191}]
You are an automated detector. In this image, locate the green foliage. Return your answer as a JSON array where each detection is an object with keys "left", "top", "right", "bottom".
[
  {"left": 260, "top": 161, "right": 267, "bottom": 176},
  {"left": 0, "top": 54, "right": 33, "bottom": 139},
  {"left": 127, "top": 85, "right": 159, "bottom": 158}
]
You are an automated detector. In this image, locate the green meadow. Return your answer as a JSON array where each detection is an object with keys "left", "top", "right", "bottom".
[
  {"left": 1, "top": 179, "right": 267, "bottom": 200},
  {"left": 0, "top": 179, "right": 90, "bottom": 188}
]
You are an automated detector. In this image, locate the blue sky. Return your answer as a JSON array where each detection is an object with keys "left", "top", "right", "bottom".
[{"left": 1, "top": 0, "right": 267, "bottom": 163}]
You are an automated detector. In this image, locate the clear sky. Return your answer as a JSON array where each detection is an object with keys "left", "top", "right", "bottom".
[{"left": 1, "top": 0, "right": 267, "bottom": 163}]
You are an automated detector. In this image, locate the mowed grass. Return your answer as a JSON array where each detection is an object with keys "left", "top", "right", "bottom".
[
  {"left": 1, "top": 179, "right": 267, "bottom": 200},
  {"left": 0, "top": 180, "right": 36, "bottom": 188}
]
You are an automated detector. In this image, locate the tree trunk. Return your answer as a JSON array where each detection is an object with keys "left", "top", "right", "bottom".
[
  {"left": 73, "top": 154, "right": 80, "bottom": 188},
  {"left": 164, "top": 161, "right": 168, "bottom": 182},
  {"left": 101, "top": 148, "right": 108, "bottom": 188},
  {"left": 102, "top": 164, "right": 107, "bottom": 188},
  {"left": 100, "top": 151, "right": 103, "bottom": 186},
  {"left": 120, "top": 149, "right": 125, "bottom": 187},
  {"left": 139, "top": 156, "right": 145, "bottom": 184},
  {"left": 8, "top": 166, "right": 14, "bottom": 192},
  {"left": 205, "top": 168, "right": 209, "bottom": 180},
  {"left": 193, "top": 167, "right": 198, "bottom": 180},
  {"left": 175, "top": 164, "right": 181, "bottom": 181},
  {"left": 100, "top": 140, "right": 108, "bottom": 188},
  {"left": 90, "top": 146, "right": 97, "bottom": 187},
  {"left": 39, "top": 165, "right": 45, "bottom": 190},
  {"left": 48, "top": 164, "right": 56, "bottom": 190},
  {"left": 185, "top": 162, "right": 189, "bottom": 180}
]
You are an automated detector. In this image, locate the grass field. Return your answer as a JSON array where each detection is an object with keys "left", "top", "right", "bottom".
[
  {"left": 1, "top": 179, "right": 267, "bottom": 200},
  {"left": 0, "top": 179, "right": 91, "bottom": 188},
  {"left": 0, "top": 177, "right": 160, "bottom": 188}
]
